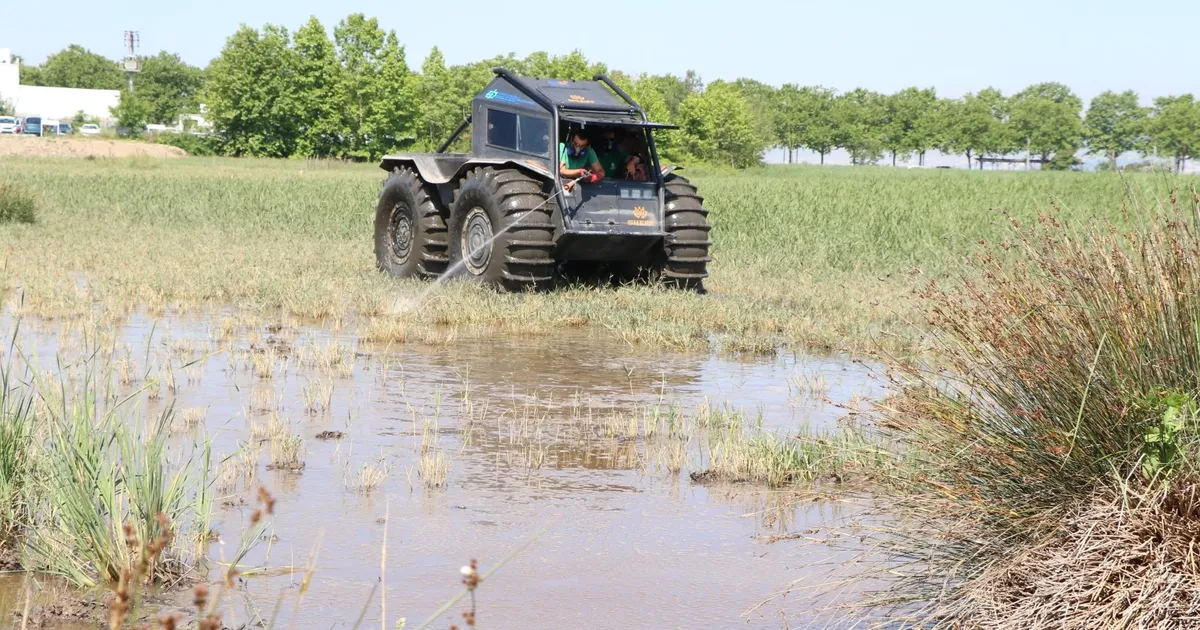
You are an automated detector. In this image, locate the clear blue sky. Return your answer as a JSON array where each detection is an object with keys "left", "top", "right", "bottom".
[{"left": 1, "top": 0, "right": 1193, "bottom": 103}]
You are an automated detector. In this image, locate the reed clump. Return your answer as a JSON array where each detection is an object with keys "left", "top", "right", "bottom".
[{"left": 869, "top": 186, "right": 1200, "bottom": 626}]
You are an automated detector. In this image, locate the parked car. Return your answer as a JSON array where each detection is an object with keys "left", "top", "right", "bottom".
[
  {"left": 22, "top": 116, "right": 42, "bottom": 136},
  {"left": 0, "top": 116, "right": 16, "bottom": 134},
  {"left": 79, "top": 123, "right": 101, "bottom": 136},
  {"left": 58, "top": 123, "right": 72, "bottom": 135}
]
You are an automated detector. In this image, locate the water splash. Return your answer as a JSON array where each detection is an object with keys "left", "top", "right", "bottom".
[{"left": 389, "top": 174, "right": 586, "bottom": 315}]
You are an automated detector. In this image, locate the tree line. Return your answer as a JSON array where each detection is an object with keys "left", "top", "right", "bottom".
[{"left": 11, "top": 14, "right": 1200, "bottom": 171}]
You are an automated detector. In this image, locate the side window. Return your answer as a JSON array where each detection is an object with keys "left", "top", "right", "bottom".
[
  {"left": 486, "top": 109, "right": 517, "bottom": 149},
  {"left": 518, "top": 116, "right": 550, "bottom": 155}
]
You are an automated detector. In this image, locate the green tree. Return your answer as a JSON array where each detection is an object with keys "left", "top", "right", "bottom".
[
  {"left": 912, "top": 95, "right": 950, "bottom": 166},
  {"left": 1147, "top": 94, "right": 1199, "bottom": 174},
  {"left": 1009, "top": 82, "right": 1083, "bottom": 165},
  {"left": 204, "top": 24, "right": 301, "bottom": 157},
  {"left": 13, "top": 54, "right": 45, "bottom": 86},
  {"left": 622, "top": 74, "right": 679, "bottom": 161},
  {"left": 634, "top": 72, "right": 701, "bottom": 119},
  {"left": 334, "top": 13, "right": 387, "bottom": 159},
  {"left": 774, "top": 85, "right": 838, "bottom": 164},
  {"left": 676, "top": 80, "right": 763, "bottom": 168},
  {"left": 40, "top": 45, "right": 124, "bottom": 89},
  {"left": 517, "top": 50, "right": 604, "bottom": 81},
  {"left": 978, "top": 88, "right": 1018, "bottom": 158},
  {"left": 734, "top": 78, "right": 779, "bottom": 153},
  {"left": 292, "top": 17, "right": 345, "bottom": 157},
  {"left": 882, "top": 87, "right": 937, "bottom": 166},
  {"left": 835, "top": 88, "right": 886, "bottom": 165},
  {"left": 941, "top": 89, "right": 1011, "bottom": 169},
  {"left": 136, "top": 52, "right": 205, "bottom": 125},
  {"left": 1014, "top": 82, "right": 1082, "bottom": 110},
  {"left": 773, "top": 84, "right": 803, "bottom": 162},
  {"left": 415, "top": 47, "right": 460, "bottom": 151},
  {"left": 0, "top": 98, "right": 13, "bottom": 117},
  {"left": 109, "top": 89, "right": 152, "bottom": 135},
  {"left": 1084, "top": 90, "right": 1147, "bottom": 167},
  {"left": 71, "top": 110, "right": 98, "bottom": 127},
  {"left": 362, "top": 31, "right": 418, "bottom": 159}
]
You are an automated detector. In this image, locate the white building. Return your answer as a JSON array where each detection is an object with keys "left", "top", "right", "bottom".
[{"left": 1, "top": 47, "right": 120, "bottom": 122}]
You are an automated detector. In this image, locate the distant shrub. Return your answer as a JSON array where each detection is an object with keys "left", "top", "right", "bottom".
[
  {"left": 1095, "top": 159, "right": 1175, "bottom": 173},
  {"left": 155, "top": 132, "right": 221, "bottom": 156},
  {"left": 0, "top": 183, "right": 36, "bottom": 224}
]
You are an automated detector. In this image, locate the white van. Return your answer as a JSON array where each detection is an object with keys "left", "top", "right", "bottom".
[{"left": 0, "top": 116, "right": 16, "bottom": 134}]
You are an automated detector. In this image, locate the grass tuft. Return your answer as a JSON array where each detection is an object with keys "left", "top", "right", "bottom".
[
  {"left": 0, "top": 182, "right": 36, "bottom": 224},
  {"left": 267, "top": 433, "right": 305, "bottom": 471}
]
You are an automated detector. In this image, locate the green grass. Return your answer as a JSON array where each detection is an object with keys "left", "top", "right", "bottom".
[
  {"left": 0, "top": 368, "right": 34, "bottom": 544},
  {"left": 26, "top": 395, "right": 208, "bottom": 588},
  {"left": 0, "top": 344, "right": 213, "bottom": 589},
  {"left": 0, "top": 182, "right": 36, "bottom": 224},
  {"left": 0, "top": 156, "right": 1191, "bottom": 355}
]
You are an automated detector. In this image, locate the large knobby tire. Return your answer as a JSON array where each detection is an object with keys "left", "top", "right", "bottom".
[
  {"left": 373, "top": 168, "right": 449, "bottom": 279},
  {"left": 447, "top": 167, "right": 555, "bottom": 291},
  {"left": 662, "top": 174, "right": 712, "bottom": 291}
]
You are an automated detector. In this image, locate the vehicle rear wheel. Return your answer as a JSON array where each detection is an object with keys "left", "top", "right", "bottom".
[
  {"left": 660, "top": 174, "right": 712, "bottom": 291},
  {"left": 447, "top": 167, "right": 555, "bottom": 291},
  {"left": 373, "top": 167, "right": 448, "bottom": 279}
]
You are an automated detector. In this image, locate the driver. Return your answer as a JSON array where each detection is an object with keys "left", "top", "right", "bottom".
[{"left": 559, "top": 129, "right": 604, "bottom": 191}]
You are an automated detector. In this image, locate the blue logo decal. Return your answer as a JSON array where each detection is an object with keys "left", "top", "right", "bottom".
[{"left": 483, "top": 90, "right": 536, "bottom": 106}]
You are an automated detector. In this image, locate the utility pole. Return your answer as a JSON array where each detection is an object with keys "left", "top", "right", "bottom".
[{"left": 122, "top": 31, "right": 141, "bottom": 93}]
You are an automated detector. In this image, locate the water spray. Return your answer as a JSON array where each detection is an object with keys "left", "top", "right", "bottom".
[{"left": 390, "top": 172, "right": 592, "bottom": 314}]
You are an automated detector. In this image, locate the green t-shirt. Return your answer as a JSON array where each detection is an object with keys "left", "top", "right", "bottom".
[
  {"left": 559, "top": 142, "right": 599, "bottom": 170},
  {"left": 597, "top": 149, "right": 628, "bottom": 177}
]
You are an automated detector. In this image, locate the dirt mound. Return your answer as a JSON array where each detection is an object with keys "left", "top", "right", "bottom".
[{"left": 0, "top": 135, "right": 187, "bottom": 159}]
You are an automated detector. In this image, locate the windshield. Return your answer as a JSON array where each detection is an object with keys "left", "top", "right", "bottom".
[
  {"left": 0, "top": 117, "right": 15, "bottom": 124},
  {"left": 26, "top": 117, "right": 40, "bottom": 125}
]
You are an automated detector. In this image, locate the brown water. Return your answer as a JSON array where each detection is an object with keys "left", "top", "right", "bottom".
[{"left": 1, "top": 311, "right": 885, "bottom": 629}]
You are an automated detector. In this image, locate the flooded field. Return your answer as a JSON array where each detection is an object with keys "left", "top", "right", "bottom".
[{"left": 1, "top": 311, "right": 886, "bottom": 629}]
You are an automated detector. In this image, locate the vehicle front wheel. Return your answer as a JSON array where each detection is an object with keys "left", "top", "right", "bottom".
[{"left": 446, "top": 167, "right": 555, "bottom": 291}]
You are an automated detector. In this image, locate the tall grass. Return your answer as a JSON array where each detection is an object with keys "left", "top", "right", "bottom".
[
  {"left": 0, "top": 343, "right": 213, "bottom": 589},
  {"left": 0, "top": 368, "right": 34, "bottom": 544},
  {"left": 1, "top": 157, "right": 1192, "bottom": 353},
  {"left": 27, "top": 404, "right": 206, "bottom": 588},
  {"left": 869, "top": 185, "right": 1200, "bottom": 625}
]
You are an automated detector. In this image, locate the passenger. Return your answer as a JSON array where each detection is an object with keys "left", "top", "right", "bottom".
[
  {"left": 596, "top": 128, "right": 629, "bottom": 181},
  {"left": 619, "top": 133, "right": 649, "bottom": 181},
  {"left": 559, "top": 130, "right": 604, "bottom": 191}
]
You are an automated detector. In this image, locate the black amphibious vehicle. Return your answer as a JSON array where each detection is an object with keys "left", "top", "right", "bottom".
[{"left": 373, "top": 68, "right": 712, "bottom": 291}]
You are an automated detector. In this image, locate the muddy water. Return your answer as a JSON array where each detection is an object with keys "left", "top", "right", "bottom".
[{"left": 2, "top": 313, "right": 885, "bottom": 629}]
